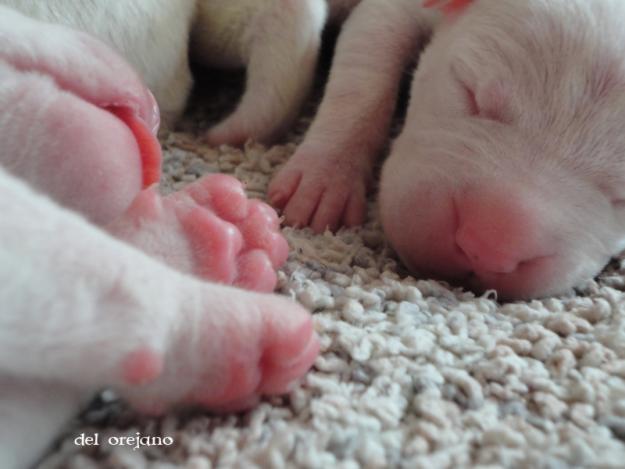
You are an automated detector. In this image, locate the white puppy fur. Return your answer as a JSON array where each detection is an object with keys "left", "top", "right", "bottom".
[
  {"left": 1, "top": 0, "right": 196, "bottom": 125},
  {"left": 379, "top": 0, "right": 625, "bottom": 298},
  {"left": 0, "top": 2, "right": 323, "bottom": 467},
  {"left": 5, "top": 1, "right": 623, "bottom": 464},
  {"left": 0, "top": 165, "right": 311, "bottom": 467}
]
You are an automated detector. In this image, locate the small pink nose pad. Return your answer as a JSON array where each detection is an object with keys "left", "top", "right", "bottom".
[{"left": 456, "top": 225, "right": 522, "bottom": 274}]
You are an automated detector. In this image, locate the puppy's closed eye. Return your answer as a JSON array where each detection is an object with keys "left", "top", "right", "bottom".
[{"left": 452, "top": 64, "right": 511, "bottom": 123}]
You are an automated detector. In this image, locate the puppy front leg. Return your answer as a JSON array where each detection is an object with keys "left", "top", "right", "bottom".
[
  {"left": 198, "top": 0, "right": 328, "bottom": 145},
  {"left": 268, "top": 0, "right": 437, "bottom": 232},
  {"left": 0, "top": 168, "right": 318, "bottom": 466}
]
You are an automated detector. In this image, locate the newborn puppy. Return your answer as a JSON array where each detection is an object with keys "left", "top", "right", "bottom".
[
  {"left": 0, "top": 6, "right": 318, "bottom": 468},
  {"left": 272, "top": 0, "right": 625, "bottom": 299},
  {"left": 381, "top": 0, "right": 625, "bottom": 299}
]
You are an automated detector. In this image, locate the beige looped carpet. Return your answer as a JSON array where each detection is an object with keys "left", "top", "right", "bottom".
[{"left": 39, "top": 73, "right": 625, "bottom": 469}]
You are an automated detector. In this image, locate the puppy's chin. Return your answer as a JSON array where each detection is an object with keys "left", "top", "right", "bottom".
[
  {"left": 395, "top": 250, "right": 602, "bottom": 301},
  {"left": 461, "top": 257, "right": 569, "bottom": 301}
]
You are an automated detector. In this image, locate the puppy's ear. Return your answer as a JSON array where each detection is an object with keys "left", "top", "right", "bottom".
[{"left": 423, "top": 0, "right": 474, "bottom": 16}]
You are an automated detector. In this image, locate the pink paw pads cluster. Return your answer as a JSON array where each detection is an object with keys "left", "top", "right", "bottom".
[
  {"left": 125, "top": 174, "right": 289, "bottom": 292},
  {"left": 181, "top": 174, "right": 289, "bottom": 292}
]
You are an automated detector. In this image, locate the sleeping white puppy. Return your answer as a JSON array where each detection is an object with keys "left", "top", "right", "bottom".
[
  {"left": 380, "top": 0, "right": 625, "bottom": 299},
  {"left": 269, "top": 0, "right": 625, "bottom": 300},
  {"left": 0, "top": 5, "right": 320, "bottom": 468}
]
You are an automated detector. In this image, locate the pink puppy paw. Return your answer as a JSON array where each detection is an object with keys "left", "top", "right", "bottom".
[
  {"left": 119, "top": 286, "right": 320, "bottom": 414},
  {"left": 108, "top": 174, "right": 289, "bottom": 292},
  {"left": 268, "top": 146, "right": 370, "bottom": 233}
]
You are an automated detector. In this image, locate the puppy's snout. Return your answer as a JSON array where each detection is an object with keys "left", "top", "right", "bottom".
[
  {"left": 380, "top": 171, "right": 566, "bottom": 298},
  {"left": 454, "top": 188, "right": 551, "bottom": 275}
]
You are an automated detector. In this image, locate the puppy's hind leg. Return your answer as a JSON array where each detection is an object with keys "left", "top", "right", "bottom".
[{"left": 200, "top": 0, "right": 328, "bottom": 145}]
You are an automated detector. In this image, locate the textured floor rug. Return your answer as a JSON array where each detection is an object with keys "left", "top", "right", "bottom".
[{"left": 39, "top": 73, "right": 625, "bottom": 468}]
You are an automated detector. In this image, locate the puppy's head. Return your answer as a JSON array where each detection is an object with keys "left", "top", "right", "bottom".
[{"left": 380, "top": 0, "right": 625, "bottom": 299}]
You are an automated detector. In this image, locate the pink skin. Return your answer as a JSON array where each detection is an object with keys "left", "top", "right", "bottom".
[
  {"left": 268, "top": 0, "right": 435, "bottom": 233},
  {"left": 0, "top": 6, "right": 287, "bottom": 293},
  {"left": 0, "top": 13, "right": 159, "bottom": 226},
  {"left": 380, "top": 0, "right": 625, "bottom": 299},
  {"left": 108, "top": 175, "right": 288, "bottom": 292},
  {"left": 0, "top": 8, "right": 318, "bottom": 465},
  {"left": 0, "top": 166, "right": 319, "bottom": 465}
]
